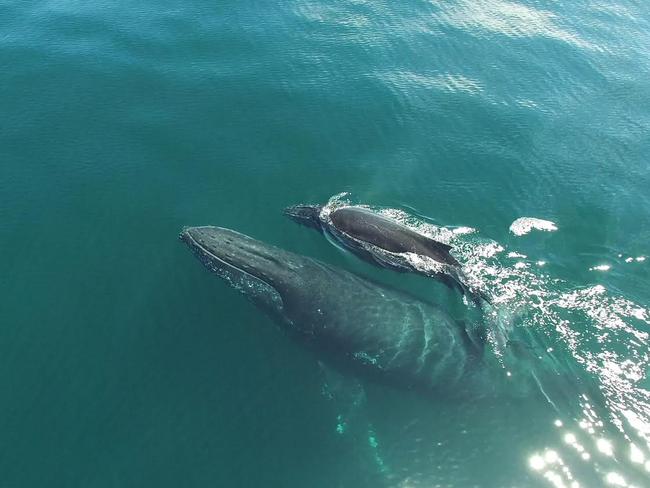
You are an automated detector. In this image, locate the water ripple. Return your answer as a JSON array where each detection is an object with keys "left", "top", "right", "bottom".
[{"left": 435, "top": 0, "right": 597, "bottom": 50}]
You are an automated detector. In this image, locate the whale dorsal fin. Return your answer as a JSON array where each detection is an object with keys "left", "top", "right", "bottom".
[
  {"left": 424, "top": 239, "right": 452, "bottom": 252},
  {"left": 418, "top": 236, "right": 459, "bottom": 266}
]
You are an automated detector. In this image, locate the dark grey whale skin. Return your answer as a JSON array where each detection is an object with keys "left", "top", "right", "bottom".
[
  {"left": 180, "top": 226, "right": 487, "bottom": 397},
  {"left": 283, "top": 205, "right": 488, "bottom": 303},
  {"left": 284, "top": 205, "right": 460, "bottom": 266}
]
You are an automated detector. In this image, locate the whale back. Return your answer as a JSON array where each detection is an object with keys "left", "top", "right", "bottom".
[
  {"left": 276, "top": 258, "right": 481, "bottom": 394},
  {"left": 329, "top": 207, "right": 460, "bottom": 267}
]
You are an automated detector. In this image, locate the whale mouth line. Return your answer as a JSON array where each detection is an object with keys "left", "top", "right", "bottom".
[{"left": 181, "top": 228, "right": 275, "bottom": 290}]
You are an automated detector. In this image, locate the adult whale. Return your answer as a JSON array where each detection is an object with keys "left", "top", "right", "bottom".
[
  {"left": 283, "top": 204, "right": 487, "bottom": 303},
  {"left": 180, "top": 226, "right": 490, "bottom": 396}
]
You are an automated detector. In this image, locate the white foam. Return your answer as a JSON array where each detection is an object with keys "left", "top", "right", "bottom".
[
  {"left": 507, "top": 252, "right": 527, "bottom": 258},
  {"left": 453, "top": 226, "right": 476, "bottom": 235},
  {"left": 590, "top": 265, "right": 611, "bottom": 272},
  {"left": 510, "top": 217, "right": 558, "bottom": 236}
]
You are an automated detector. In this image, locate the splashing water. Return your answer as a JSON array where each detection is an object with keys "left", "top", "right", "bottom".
[
  {"left": 323, "top": 194, "right": 650, "bottom": 487},
  {"left": 509, "top": 217, "right": 559, "bottom": 236}
]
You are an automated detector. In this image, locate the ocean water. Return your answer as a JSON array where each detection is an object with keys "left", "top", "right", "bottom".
[{"left": 1, "top": 0, "right": 650, "bottom": 486}]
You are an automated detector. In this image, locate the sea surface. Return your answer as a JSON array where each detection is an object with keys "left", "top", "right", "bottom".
[{"left": 1, "top": 0, "right": 650, "bottom": 486}]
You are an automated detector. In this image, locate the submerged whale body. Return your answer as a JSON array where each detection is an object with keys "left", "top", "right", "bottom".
[
  {"left": 180, "top": 226, "right": 488, "bottom": 396},
  {"left": 283, "top": 204, "right": 486, "bottom": 302}
]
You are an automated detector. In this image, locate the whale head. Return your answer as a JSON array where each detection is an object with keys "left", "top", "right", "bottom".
[
  {"left": 180, "top": 226, "right": 310, "bottom": 318},
  {"left": 282, "top": 204, "right": 324, "bottom": 231}
]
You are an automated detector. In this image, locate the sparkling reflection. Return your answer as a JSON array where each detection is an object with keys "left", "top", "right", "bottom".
[{"left": 322, "top": 195, "right": 650, "bottom": 488}]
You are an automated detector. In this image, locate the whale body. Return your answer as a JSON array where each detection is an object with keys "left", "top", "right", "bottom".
[
  {"left": 283, "top": 204, "right": 486, "bottom": 302},
  {"left": 180, "top": 226, "right": 488, "bottom": 396}
]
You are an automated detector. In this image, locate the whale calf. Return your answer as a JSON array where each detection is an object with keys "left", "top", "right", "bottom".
[
  {"left": 283, "top": 204, "right": 487, "bottom": 302},
  {"left": 180, "top": 226, "right": 487, "bottom": 396}
]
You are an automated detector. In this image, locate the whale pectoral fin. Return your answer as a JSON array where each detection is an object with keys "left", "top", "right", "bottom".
[
  {"left": 317, "top": 362, "right": 366, "bottom": 435},
  {"left": 317, "top": 364, "right": 393, "bottom": 481},
  {"left": 318, "top": 361, "right": 365, "bottom": 403}
]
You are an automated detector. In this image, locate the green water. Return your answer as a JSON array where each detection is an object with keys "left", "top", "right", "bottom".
[{"left": 1, "top": 0, "right": 649, "bottom": 486}]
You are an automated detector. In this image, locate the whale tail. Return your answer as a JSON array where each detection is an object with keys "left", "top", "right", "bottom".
[{"left": 283, "top": 204, "right": 324, "bottom": 231}]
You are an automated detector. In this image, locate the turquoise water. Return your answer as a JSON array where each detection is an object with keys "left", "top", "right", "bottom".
[{"left": 2, "top": 0, "right": 650, "bottom": 486}]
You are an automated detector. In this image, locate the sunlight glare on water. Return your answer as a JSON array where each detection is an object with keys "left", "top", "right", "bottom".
[
  {"left": 322, "top": 194, "right": 650, "bottom": 487},
  {"left": 1, "top": 0, "right": 649, "bottom": 485}
]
